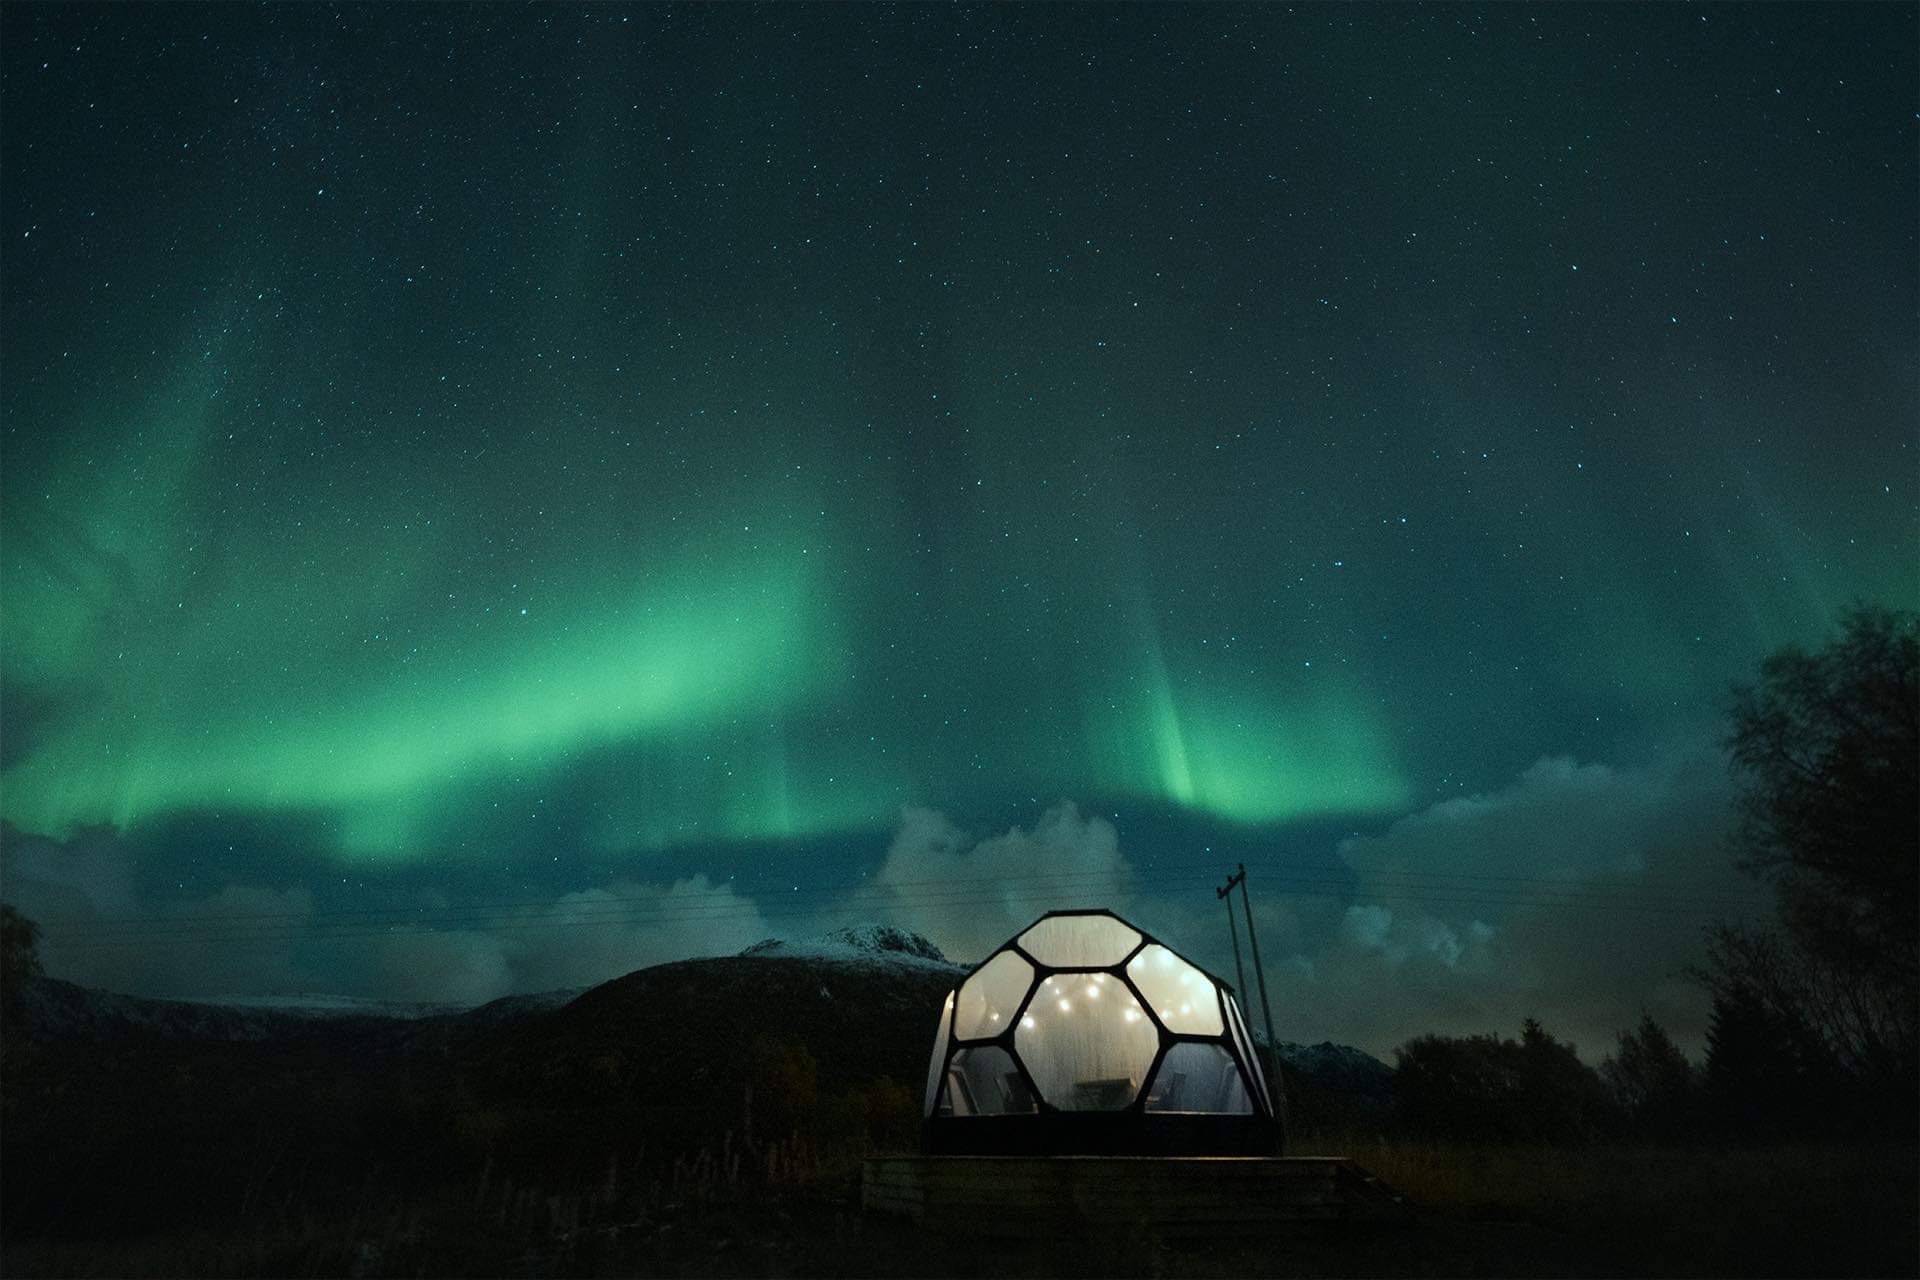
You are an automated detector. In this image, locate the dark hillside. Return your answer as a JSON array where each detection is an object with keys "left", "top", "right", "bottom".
[
  {"left": 2, "top": 929, "right": 968, "bottom": 1239},
  {"left": 4, "top": 939, "right": 1913, "bottom": 1277},
  {"left": 17, "top": 975, "right": 420, "bottom": 1045},
  {"left": 456, "top": 949, "right": 961, "bottom": 1157}
]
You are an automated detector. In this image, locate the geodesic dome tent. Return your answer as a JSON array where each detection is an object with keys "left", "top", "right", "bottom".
[{"left": 922, "top": 909, "right": 1281, "bottom": 1156}]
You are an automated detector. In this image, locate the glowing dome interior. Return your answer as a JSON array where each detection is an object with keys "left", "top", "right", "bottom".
[{"left": 921, "top": 909, "right": 1278, "bottom": 1154}]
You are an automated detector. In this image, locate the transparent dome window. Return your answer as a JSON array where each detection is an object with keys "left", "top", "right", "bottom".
[
  {"left": 1225, "top": 994, "right": 1269, "bottom": 1105},
  {"left": 1144, "top": 1042, "right": 1253, "bottom": 1114},
  {"left": 1017, "top": 914, "right": 1141, "bottom": 968},
  {"left": 923, "top": 989, "right": 955, "bottom": 1115},
  {"left": 1125, "top": 944, "right": 1225, "bottom": 1036},
  {"left": 953, "top": 949, "right": 1033, "bottom": 1040},
  {"left": 937, "top": 1045, "right": 1038, "bottom": 1117},
  {"left": 1012, "top": 971, "right": 1160, "bottom": 1110}
]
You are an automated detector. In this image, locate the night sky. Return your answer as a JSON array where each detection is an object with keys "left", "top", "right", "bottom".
[{"left": 3, "top": 4, "right": 1914, "bottom": 1054}]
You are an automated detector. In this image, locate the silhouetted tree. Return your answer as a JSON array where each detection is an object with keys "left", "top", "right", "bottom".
[
  {"left": 1518, "top": 1017, "right": 1619, "bottom": 1141},
  {"left": 1, "top": 902, "right": 41, "bottom": 1030},
  {"left": 2, "top": 903, "right": 44, "bottom": 1087},
  {"left": 1701, "top": 978, "right": 1833, "bottom": 1135},
  {"left": 1728, "top": 605, "right": 1918, "bottom": 967},
  {"left": 1702, "top": 605, "right": 1918, "bottom": 1114},
  {"left": 1601, "top": 1012, "right": 1698, "bottom": 1137},
  {"left": 1393, "top": 1019, "right": 1618, "bottom": 1143}
]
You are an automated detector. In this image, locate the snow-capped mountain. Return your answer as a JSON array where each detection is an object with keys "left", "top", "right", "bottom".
[{"left": 739, "top": 922, "right": 960, "bottom": 970}]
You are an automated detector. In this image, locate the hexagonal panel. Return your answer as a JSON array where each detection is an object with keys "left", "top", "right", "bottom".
[
  {"left": 1225, "top": 993, "right": 1270, "bottom": 1107},
  {"left": 1144, "top": 1042, "right": 1253, "bottom": 1114},
  {"left": 1017, "top": 914, "right": 1141, "bottom": 968},
  {"left": 953, "top": 949, "right": 1033, "bottom": 1040},
  {"left": 923, "top": 989, "right": 955, "bottom": 1115},
  {"left": 939, "top": 1045, "right": 1037, "bottom": 1116},
  {"left": 1013, "top": 970, "right": 1160, "bottom": 1110},
  {"left": 1126, "top": 944, "right": 1224, "bottom": 1035}
]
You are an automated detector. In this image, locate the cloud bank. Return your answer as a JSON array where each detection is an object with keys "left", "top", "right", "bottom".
[
  {"left": 2, "top": 825, "right": 772, "bottom": 1004},
  {"left": 1288, "top": 748, "right": 1765, "bottom": 1057},
  {"left": 866, "top": 800, "right": 1135, "bottom": 962},
  {"left": 3, "top": 746, "right": 1766, "bottom": 1060},
  {"left": 834, "top": 749, "right": 1764, "bottom": 1059}
]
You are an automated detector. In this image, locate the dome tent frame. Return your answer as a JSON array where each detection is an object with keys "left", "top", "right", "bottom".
[{"left": 922, "top": 908, "right": 1283, "bottom": 1157}]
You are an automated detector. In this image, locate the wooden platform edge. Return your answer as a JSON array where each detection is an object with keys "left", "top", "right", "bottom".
[{"left": 860, "top": 1156, "right": 1415, "bottom": 1234}]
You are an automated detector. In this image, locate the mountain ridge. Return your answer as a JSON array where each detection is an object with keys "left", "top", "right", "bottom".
[{"left": 19, "top": 944, "right": 1392, "bottom": 1116}]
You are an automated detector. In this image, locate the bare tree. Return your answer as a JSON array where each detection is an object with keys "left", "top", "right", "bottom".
[{"left": 1703, "top": 605, "right": 1918, "bottom": 1103}]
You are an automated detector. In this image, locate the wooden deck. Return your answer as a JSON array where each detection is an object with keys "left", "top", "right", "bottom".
[{"left": 862, "top": 1155, "right": 1412, "bottom": 1236}]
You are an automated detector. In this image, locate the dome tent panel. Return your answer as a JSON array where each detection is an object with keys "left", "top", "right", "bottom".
[
  {"left": 1016, "top": 913, "right": 1141, "bottom": 967},
  {"left": 923, "top": 989, "right": 955, "bottom": 1115},
  {"left": 1014, "top": 971, "right": 1159, "bottom": 1110},
  {"left": 1145, "top": 1042, "right": 1253, "bottom": 1114},
  {"left": 938, "top": 1045, "right": 1037, "bottom": 1116},
  {"left": 1126, "top": 944, "right": 1225, "bottom": 1036},
  {"left": 1225, "top": 992, "right": 1271, "bottom": 1105},
  {"left": 953, "top": 949, "right": 1031, "bottom": 1039}
]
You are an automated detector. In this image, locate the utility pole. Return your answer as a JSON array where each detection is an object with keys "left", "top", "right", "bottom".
[
  {"left": 1219, "top": 861, "right": 1287, "bottom": 1146},
  {"left": 1234, "top": 863, "right": 1278, "bottom": 1061},
  {"left": 1217, "top": 869, "right": 1248, "bottom": 1003}
]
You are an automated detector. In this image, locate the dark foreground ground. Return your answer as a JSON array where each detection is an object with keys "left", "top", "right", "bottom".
[
  {"left": 6, "top": 1138, "right": 1915, "bottom": 1278},
  {"left": 5, "top": 961, "right": 1913, "bottom": 1278}
]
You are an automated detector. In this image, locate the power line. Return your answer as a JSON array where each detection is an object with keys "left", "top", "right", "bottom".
[
  {"left": 45, "top": 871, "right": 1769, "bottom": 953},
  {"left": 49, "top": 874, "right": 1224, "bottom": 948},
  {"left": 37, "top": 862, "right": 1231, "bottom": 930},
  {"left": 37, "top": 859, "right": 1766, "bottom": 937},
  {"left": 43, "top": 869, "right": 1764, "bottom": 945}
]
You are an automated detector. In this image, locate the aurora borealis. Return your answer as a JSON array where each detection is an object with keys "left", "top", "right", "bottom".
[{"left": 2, "top": 4, "right": 1914, "bottom": 1047}]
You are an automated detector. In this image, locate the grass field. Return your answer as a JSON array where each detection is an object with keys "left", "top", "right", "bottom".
[
  {"left": 6, "top": 1138, "right": 1914, "bottom": 1278},
  {"left": 1291, "top": 1138, "right": 1920, "bottom": 1278}
]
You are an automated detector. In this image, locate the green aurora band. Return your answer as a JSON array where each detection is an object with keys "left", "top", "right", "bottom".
[
  {"left": 4, "top": 4, "right": 1912, "bottom": 869},
  {"left": 1, "top": 368, "right": 1418, "bottom": 855},
  {"left": 9, "top": 321, "right": 1908, "bottom": 863}
]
